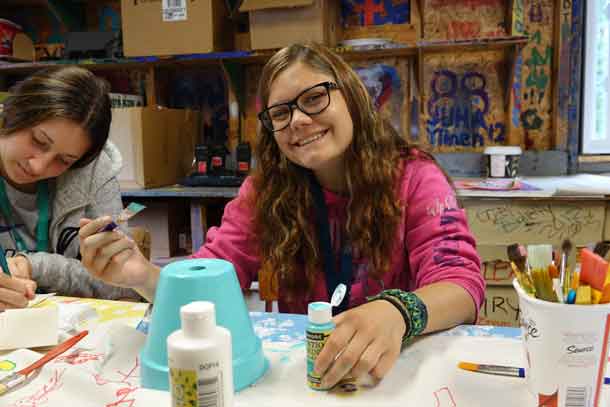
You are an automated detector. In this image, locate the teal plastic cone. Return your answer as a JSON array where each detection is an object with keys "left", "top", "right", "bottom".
[{"left": 140, "top": 258, "right": 268, "bottom": 391}]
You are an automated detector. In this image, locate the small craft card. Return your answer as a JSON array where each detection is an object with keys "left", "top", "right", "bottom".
[{"left": 0, "top": 303, "right": 58, "bottom": 350}]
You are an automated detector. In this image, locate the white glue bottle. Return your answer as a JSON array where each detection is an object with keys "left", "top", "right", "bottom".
[{"left": 167, "top": 301, "right": 233, "bottom": 407}]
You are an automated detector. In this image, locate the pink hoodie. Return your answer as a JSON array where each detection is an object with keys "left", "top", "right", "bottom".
[{"left": 192, "top": 158, "right": 484, "bottom": 316}]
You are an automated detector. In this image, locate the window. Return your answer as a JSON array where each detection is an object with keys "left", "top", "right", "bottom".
[{"left": 582, "top": 0, "right": 610, "bottom": 154}]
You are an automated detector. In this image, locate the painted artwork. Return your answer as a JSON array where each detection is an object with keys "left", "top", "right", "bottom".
[
  {"left": 518, "top": 0, "right": 555, "bottom": 150},
  {"left": 354, "top": 63, "right": 405, "bottom": 134},
  {"left": 423, "top": 51, "right": 506, "bottom": 151},
  {"left": 341, "top": 0, "right": 411, "bottom": 27},
  {"left": 340, "top": 0, "right": 416, "bottom": 44},
  {"left": 423, "top": 0, "right": 507, "bottom": 40}
]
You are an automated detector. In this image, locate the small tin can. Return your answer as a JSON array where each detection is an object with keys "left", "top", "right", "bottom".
[{"left": 484, "top": 146, "right": 522, "bottom": 178}]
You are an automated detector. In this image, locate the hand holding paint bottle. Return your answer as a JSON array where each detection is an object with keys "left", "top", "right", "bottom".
[{"left": 306, "top": 284, "right": 346, "bottom": 390}]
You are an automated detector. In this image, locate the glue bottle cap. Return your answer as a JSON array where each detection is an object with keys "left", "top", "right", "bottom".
[
  {"left": 308, "top": 301, "right": 332, "bottom": 325},
  {"left": 181, "top": 301, "right": 216, "bottom": 338}
]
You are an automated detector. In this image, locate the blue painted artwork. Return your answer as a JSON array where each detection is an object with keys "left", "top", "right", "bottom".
[
  {"left": 342, "top": 0, "right": 410, "bottom": 26},
  {"left": 426, "top": 69, "right": 505, "bottom": 147}
]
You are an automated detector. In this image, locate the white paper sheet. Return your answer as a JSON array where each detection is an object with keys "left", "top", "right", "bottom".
[
  {"left": 0, "top": 307, "right": 58, "bottom": 350},
  {"left": 3, "top": 329, "right": 608, "bottom": 406}
]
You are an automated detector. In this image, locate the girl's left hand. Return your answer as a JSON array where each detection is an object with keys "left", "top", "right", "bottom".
[
  {"left": 313, "top": 299, "right": 406, "bottom": 389},
  {"left": 8, "top": 256, "right": 33, "bottom": 280}
]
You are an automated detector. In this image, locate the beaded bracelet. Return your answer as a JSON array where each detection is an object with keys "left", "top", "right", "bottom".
[{"left": 367, "top": 289, "right": 428, "bottom": 345}]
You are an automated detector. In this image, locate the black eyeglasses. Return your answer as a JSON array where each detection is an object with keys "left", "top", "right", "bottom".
[{"left": 258, "top": 81, "right": 339, "bottom": 132}]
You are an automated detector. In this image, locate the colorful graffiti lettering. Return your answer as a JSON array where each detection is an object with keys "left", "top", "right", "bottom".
[
  {"left": 342, "top": 0, "right": 410, "bottom": 26},
  {"left": 482, "top": 260, "right": 514, "bottom": 282},
  {"left": 448, "top": 21, "right": 481, "bottom": 38},
  {"left": 511, "top": 54, "right": 523, "bottom": 127},
  {"left": 426, "top": 69, "right": 505, "bottom": 147},
  {"left": 525, "top": 44, "right": 552, "bottom": 93},
  {"left": 521, "top": 108, "right": 543, "bottom": 130},
  {"left": 528, "top": 2, "right": 544, "bottom": 23},
  {"left": 513, "top": 0, "right": 525, "bottom": 33}
]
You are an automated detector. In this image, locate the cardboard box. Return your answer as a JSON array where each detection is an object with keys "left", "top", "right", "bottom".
[
  {"left": 121, "top": 0, "right": 231, "bottom": 57},
  {"left": 478, "top": 285, "right": 520, "bottom": 327},
  {"left": 109, "top": 107, "right": 199, "bottom": 188},
  {"left": 238, "top": 0, "right": 341, "bottom": 50}
]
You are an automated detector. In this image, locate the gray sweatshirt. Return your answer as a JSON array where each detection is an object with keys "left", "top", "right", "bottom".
[{"left": 1, "top": 141, "right": 140, "bottom": 300}]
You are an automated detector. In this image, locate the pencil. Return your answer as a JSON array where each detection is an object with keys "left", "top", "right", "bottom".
[
  {"left": 0, "top": 330, "right": 88, "bottom": 395},
  {"left": 458, "top": 361, "right": 610, "bottom": 385}
]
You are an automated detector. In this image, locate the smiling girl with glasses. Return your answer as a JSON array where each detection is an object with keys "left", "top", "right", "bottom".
[{"left": 79, "top": 43, "right": 484, "bottom": 390}]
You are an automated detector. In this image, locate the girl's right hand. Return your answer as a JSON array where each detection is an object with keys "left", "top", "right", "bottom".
[
  {"left": 0, "top": 273, "right": 36, "bottom": 310},
  {"left": 79, "top": 217, "right": 159, "bottom": 300}
]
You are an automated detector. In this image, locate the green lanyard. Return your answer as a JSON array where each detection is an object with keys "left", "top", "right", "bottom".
[{"left": 0, "top": 179, "right": 50, "bottom": 252}]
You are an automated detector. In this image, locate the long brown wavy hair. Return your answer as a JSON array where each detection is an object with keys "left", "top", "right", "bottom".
[{"left": 252, "top": 43, "right": 419, "bottom": 301}]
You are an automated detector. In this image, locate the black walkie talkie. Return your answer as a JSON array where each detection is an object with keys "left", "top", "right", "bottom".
[
  {"left": 194, "top": 144, "right": 209, "bottom": 175},
  {"left": 235, "top": 142, "right": 251, "bottom": 176}
]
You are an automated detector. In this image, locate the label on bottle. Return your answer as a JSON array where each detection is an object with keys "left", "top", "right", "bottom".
[
  {"left": 306, "top": 329, "right": 332, "bottom": 389},
  {"left": 170, "top": 362, "right": 224, "bottom": 407}
]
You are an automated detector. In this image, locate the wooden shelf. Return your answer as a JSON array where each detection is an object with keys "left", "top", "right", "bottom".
[
  {"left": 121, "top": 186, "right": 239, "bottom": 199},
  {"left": 0, "top": 35, "right": 528, "bottom": 75},
  {"left": 417, "top": 35, "right": 529, "bottom": 54},
  {"left": 0, "top": 31, "right": 528, "bottom": 109}
]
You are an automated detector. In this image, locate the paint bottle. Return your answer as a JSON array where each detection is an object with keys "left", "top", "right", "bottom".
[
  {"left": 167, "top": 301, "right": 233, "bottom": 407},
  {"left": 306, "top": 301, "right": 335, "bottom": 390}
]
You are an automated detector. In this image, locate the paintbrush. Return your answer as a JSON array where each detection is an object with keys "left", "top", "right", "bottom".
[
  {"left": 559, "top": 239, "right": 573, "bottom": 301},
  {"left": 98, "top": 202, "right": 146, "bottom": 232},
  {"left": 507, "top": 244, "right": 536, "bottom": 296},
  {"left": 458, "top": 361, "right": 610, "bottom": 384},
  {"left": 0, "top": 330, "right": 88, "bottom": 396},
  {"left": 528, "top": 244, "right": 559, "bottom": 302}
]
